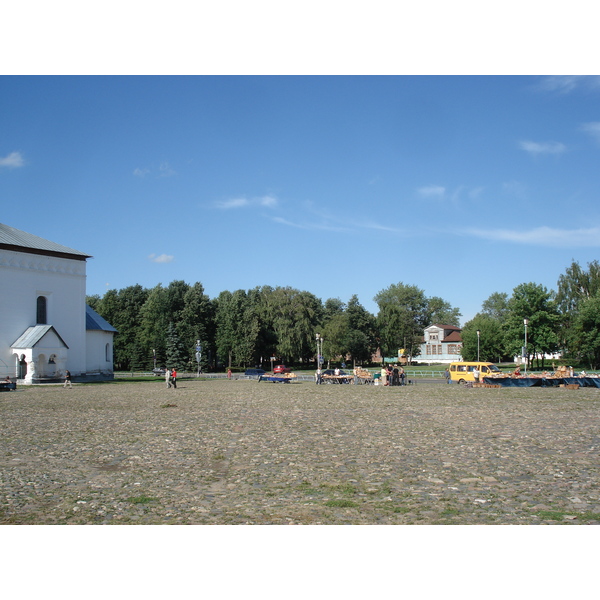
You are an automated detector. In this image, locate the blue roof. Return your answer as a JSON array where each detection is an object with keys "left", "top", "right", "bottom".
[
  {"left": 86, "top": 305, "right": 118, "bottom": 332},
  {"left": 12, "top": 325, "right": 69, "bottom": 349},
  {"left": 0, "top": 222, "right": 91, "bottom": 259}
]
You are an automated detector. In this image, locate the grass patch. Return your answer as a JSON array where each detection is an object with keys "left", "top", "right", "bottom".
[
  {"left": 128, "top": 495, "right": 158, "bottom": 505},
  {"left": 325, "top": 499, "right": 359, "bottom": 508},
  {"left": 298, "top": 481, "right": 359, "bottom": 497},
  {"left": 535, "top": 510, "right": 600, "bottom": 522},
  {"left": 535, "top": 510, "right": 567, "bottom": 521},
  {"left": 581, "top": 512, "right": 600, "bottom": 521},
  {"left": 440, "top": 507, "right": 461, "bottom": 517},
  {"left": 330, "top": 483, "right": 358, "bottom": 496}
]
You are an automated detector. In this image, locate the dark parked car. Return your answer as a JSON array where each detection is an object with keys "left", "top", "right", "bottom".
[
  {"left": 245, "top": 368, "right": 266, "bottom": 378},
  {"left": 322, "top": 369, "right": 347, "bottom": 377},
  {"left": 273, "top": 365, "right": 291, "bottom": 374},
  {"left": 152, "top": 368, "right": 166, "bottom": 377}
]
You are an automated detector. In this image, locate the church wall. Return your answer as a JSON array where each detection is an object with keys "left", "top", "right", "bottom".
[
  {"left": 0, "top": 249, "right": 87, "bottom": 376},
  {"left": 86, "top": 329, "right": 114, "bottom": 376}
]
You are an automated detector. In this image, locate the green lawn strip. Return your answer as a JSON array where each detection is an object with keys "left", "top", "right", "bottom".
[{"left": 534, "top": 509, "right": 600, "bottom": 522}]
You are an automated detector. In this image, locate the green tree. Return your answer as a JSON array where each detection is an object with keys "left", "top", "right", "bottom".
[
  {"left": 138, "top": 284, "right": 171, "bottom": 369},
  {"left": 165, "top": 322, "right": 187, "bottom": 370},
  {"left": 556, "top": 259, "right": 600, "bottom": 314},
  {"left": 215, "top": 290, "right": 237, "bottom": 368},
  {"left": 136, "top": 281, "right": 192, "bottom": 369},
  {"left": 323, "top": 298, "right": 346, "bottom": 321},
  {"left": 91, "top": 285, "right": 149, "bottom": 370},
  {"left": 505, "top": 282, "right": 560, "bottom": 370},
  {"left": 556, "top": 260, "right": 600, "bottom": 359},
  {"left": 345, "top": 295, "right": 378, "bottom": 364},
  {"left": 480, "top": 292, "right": 509, "bottom": 322},
  {"left": 248, "top": 286, "right": 278, "bottom": 367},
  {"left": 426, "top": 296, "right": 461, "bottom": 327},
  {"left": 374, "top": 283, "right": 429, "bottom": 362},
  {"left": 572, "top": 296, "right": 600, "bottom": 369},
  {"left": 86, "top": 294, "right": 101, "bottom": 311},
  {"left": 266, "top": 287, "right": 322, "bottom": 363},
  {"left": 179, "top": 282, "right": 215, "bottom": 371},
  {"left": 461, "top": 314, "right": 507, "bottom": 363},
  {"left": 321, "top": 313, "right": 349, "bottom": 365},
  {"left": 215, "top": 289, "right": 262, "bottom": 369}
]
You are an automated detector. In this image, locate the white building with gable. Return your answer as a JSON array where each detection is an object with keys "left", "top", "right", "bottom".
[
  {"left": 418, "top": 324, "right": 463, "bottom": 365},
  {"left": 0, "top": 223, "right": 116, "bottom": 383}
]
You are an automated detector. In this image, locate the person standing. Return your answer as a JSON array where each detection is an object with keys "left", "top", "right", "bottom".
[
  {"left": 380, "top": 366, "right": 387, "bottom": 386},
  {"left": 165, "top": 368, "right": 171, "bottom": 388},
  {"left": 473, "top": 367, "right": 480, "bottom": 384},
  {"left": 445, "top": 368, "right": 450, "bottom": 384},
  {"left": 392, "top": 366, "right": 399, "bottom": 386},
  {"left": 400, "top": 366, "right": 406, "bottom": 386},
  {"left": 171, "top": 367, "right": 177, "bottom": 388},
  {"left": 63, "top": 369, "right": 72, "bottom": 389},
  {"left": 316, "top": 367, "right": 322, "bottom": 384}
]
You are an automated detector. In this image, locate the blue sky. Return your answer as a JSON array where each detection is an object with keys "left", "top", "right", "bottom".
[{"left": 2, "top": 75, "right": 600, "bottom": 324}]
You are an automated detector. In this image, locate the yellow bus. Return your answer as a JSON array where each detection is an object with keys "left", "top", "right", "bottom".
[{"left": 448, "top": 361, "right": 502, "bottom": 384}]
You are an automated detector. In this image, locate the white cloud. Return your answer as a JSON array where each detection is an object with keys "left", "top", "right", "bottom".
[
  {"left": 133, "top": 162, "right": 175, "bottom": 178},
  {"left": 148, "top": 253, "right": 175, "bottom": 263},
  {"left": 0, "top": 151, "right": 24, "bottom": 168},
  {"left": 215, "top": 194, "right": 278, "bottom": 210},
  {"left": 359, "top": 221, "right": 406, "bottom": 234},
  {"left": 159, "top": 161, "right": 175, "bottom": 177},
  {"left": 519, "top": 140, "right": 566, "bottom": 156},
  {"left": 466, "top": 226, "right": 600, "bottom": 247},
  {"left": 468, "top": 187, "right": 484, "bottom": 199},
  {"left": 215, "top": 197, "right": 249, "bottom": 209},
  {"left": 259, "top": 195, "right": 278, "bottom": 207},
  {"left": 537, "top": 76, "right": 581, "bottom": 94},
  {"left": 580, "top": 122, "right": 600, "bottom": 144},
  {"left": 537, "top": 76, "right": 600, "bottom": 94},
  {"left": 417, "top": 185, "right": 445, "bottom": 198},
  {"left": 271, "top": 216, "right": 351, "bottom": 233}
]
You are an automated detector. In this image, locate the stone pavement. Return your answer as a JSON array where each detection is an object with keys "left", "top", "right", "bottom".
[{"left": 2, "top": 378, "right": 600, "bottom": 524}]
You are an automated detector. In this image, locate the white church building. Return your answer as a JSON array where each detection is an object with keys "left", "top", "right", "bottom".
[{"left": 0, "top": 223, "right": 116, "bottom": 384}]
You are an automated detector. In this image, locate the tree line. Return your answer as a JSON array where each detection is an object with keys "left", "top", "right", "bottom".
[
  {"left": 87, "top": 260, "right": 600, "bottom": 372},
  {"left": 86, "top": 281, "right": 460, "bottom": 372},
  {"left": 460, "top": 260, "right": 600, "bottom": 369}
]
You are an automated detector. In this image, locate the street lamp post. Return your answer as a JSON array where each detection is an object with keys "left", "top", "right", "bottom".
[
  {"left": 476, "top": 330, "right": 480, "bottom": 362},
  {"left": 523, "top": 319, "right": 528, "bottom": 375},
  {"left": 316, "top": 333, "right": 323, "bottom": 369}
]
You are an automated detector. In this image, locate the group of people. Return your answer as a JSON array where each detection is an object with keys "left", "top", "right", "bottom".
[
  {"left": 314, "top": 367, "right": 354, "bottom": 384},
  {"left": 380, "top": 365, "right": 406, "bottom": 386},
  {"left": 165, "top": 368, "right": 178, "bottom": 388}
]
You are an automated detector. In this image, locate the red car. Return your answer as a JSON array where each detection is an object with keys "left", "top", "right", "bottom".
[{"left": 273, "top": 365, "right": 291, "bottom": 374}]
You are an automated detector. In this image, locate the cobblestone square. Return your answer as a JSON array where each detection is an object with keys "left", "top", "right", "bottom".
[{"left": 2, "top": 379, "right": 600, "bottom": 525}]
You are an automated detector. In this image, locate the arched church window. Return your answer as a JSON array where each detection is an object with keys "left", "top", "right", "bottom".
[{"left": 36, "top": 296, "right": 47, "bottom": 324}]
